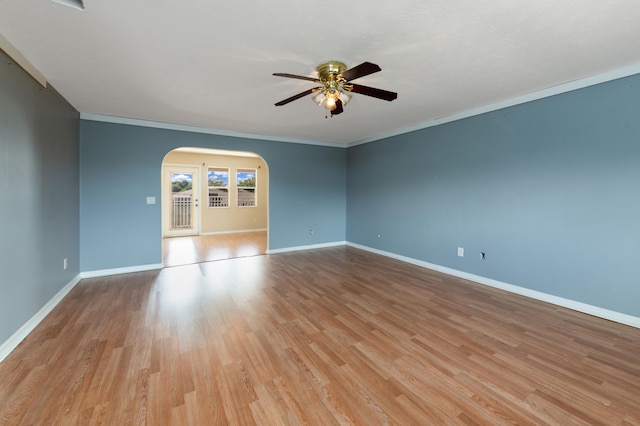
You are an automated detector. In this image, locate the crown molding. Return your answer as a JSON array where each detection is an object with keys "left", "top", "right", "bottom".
[
  {"left": 0, "top": 33, "right": 47, "bottom": 88},
  {"left": 80, "top": 113, "right": 346, "bottom": 148},
  {"left": 82, "top": 61, "right": 640, "bottom": 149},
  {"left": 347, "top": 62, "right": 640, "bottom": 147}
]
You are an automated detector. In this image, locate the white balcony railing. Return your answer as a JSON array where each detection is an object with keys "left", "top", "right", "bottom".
[
  {"left": 209, "top": 195, "right": 228, "bottom": 207},
  {"left": 171, "top": 195, "right": 192, "bottom": 229},
  {"left": 238, "top": 195, "right": 255, "bottom": 207}
]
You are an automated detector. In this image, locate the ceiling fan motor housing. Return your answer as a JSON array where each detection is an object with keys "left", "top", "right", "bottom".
[{"left": 316, "top": 61, "right": 347, "bottom": 82}]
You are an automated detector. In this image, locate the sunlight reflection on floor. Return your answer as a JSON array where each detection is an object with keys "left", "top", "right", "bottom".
[
  {"left": 163, "top": 238, "right": 197, "bottom": 266},
  {"left": 163, "top": 231, "right": 267, "bottom": 267}
]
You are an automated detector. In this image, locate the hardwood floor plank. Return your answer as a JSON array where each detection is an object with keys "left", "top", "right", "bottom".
[
  {"left": 454, "top": 371, "right": 542, "bottom": 425},
  {"left": 163, "top": 231, "right": 267, "bottom": 267},
  {"left": 1, "top": 246, "right": 639, "bottom": 424}
]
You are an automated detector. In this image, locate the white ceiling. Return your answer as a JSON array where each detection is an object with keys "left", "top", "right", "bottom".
[{"left": 2, "top": 1, "right": 640, "bottom": 146}]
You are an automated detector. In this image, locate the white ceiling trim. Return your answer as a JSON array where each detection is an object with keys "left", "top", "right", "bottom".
[
  {"left": 0, "top": 33, "right": 46, "bottom": 87},
  {"left": 347, "top": 61, "right": 640, "bottom": 147},
  {"left": 80, "top": 113, "right": 345, "bottom": 148},
  {"left": 5, "top": 1, "right": 640, "bottom": 145},
  {"left": 81, "top": 61, "right": 640, "bottom": 150}
]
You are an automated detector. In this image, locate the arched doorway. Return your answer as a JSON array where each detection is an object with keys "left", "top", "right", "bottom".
[{"left": 161, "top": 147, "right": 268, "bottom": 267}]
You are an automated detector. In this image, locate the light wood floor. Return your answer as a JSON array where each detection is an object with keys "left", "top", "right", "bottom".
[
  {"left": 163, "top": 231, "right": 267, "bottom": 267},
  {"left": 1, "top": 247, "right": 639, "bottom": 425}
]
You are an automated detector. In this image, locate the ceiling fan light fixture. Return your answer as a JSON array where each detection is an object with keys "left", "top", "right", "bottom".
[
  {"left": 338, "top": 91, "right": 351, "bottom": 106},
  {"left": 314, "top": 89, "right": 350, "bottom": 112},
  {"left": 51, "top": 0, "right": 85, "bottom": 10},
  {"left": 325, "top": 94, "right": 337, "bottom": 111}
]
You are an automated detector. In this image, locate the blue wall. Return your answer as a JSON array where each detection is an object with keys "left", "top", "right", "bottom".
[
  {"left": 347, "top": 74, "right": 640, "bottom": 317},
  {"left": 4, "top": 45, "right": 639, "bottom": 348},
  {"left": 79, "top": 121, "right": 347, "bottom": 271},
  {"left": 0, "top": 52, "right": 80, "bottom": 343}
]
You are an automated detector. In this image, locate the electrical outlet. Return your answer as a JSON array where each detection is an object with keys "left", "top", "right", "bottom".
[
  {"left": 481, "top": 252, "right": 486, "bottom": 260},
  {"left": 309, "top": 229, "right": 314, "bottom": 235},
  {"left": 457, "top": 247, "right": 464, "bottom": 257},
  {"left": 377, "top": 233, "right": 381, "bottom": 239}
]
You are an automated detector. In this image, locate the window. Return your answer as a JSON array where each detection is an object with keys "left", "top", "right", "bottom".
[
  {"left": 237, "top": 168, "right": 256, "bottom": 207},
  {"left": 208, "top": 167, "right": 229, "bottom": 207},
  {"left": 171, "top": 172, "right": 193, "bottom": 229}
]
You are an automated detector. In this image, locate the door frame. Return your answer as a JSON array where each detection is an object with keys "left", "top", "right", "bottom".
[{"left": 162, "top": 164, "right": 201, "bottom": 237}]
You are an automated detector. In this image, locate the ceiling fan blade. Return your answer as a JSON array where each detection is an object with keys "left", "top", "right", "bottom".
[
  {"left": 348, "top": 84, "right": 397, "bottom": 101},
  {"left": 339, "top": 62, "right": 381, "bottom": 82},
  {"left": 331, "top": 99, "right": 344, "bottom": 116},
  {"left": 273, "top": 73, "right": 321, "bottom": 83},
  {"left": 274, "top": 87, "right": 322, "bottom": 106}
]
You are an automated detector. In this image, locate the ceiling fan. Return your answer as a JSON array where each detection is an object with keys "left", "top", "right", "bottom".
[{"left": 273, "top": 61, "right": 397, "bottom": 117}]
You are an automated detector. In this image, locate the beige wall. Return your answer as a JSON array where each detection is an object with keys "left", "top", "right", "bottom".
[{"left": 163, "top": 149, "right": 268, "bottom": 234}]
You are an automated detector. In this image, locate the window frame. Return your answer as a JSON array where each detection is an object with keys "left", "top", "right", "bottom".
[
  {"left": 207, "top": 166, "right": 230, "bottom": 208},
  {"left": 236, "top": 168, "right": 257, "bottom": 208}
]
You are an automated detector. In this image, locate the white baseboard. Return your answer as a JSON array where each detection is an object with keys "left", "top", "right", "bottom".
[
  {"left": 268, "top": 241, "right": 346, "bottom": 255},
  {"left": 198, "top": 228, "right": 267, "bottom": 236},
  {"left": 0, "top": 274, "right": 82, "bottom": 363},
  {"left": 4, "top": 243, "right": 635, "bottom": 365},
  {"left": 347, "top": 242, "right": 640, "bottom": 329},
  {"left": 80, "top": 263, "right": 164, "bottom": 279},
  {"left": 0, "top": 264, "right": 164, "bottom": 362}
]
